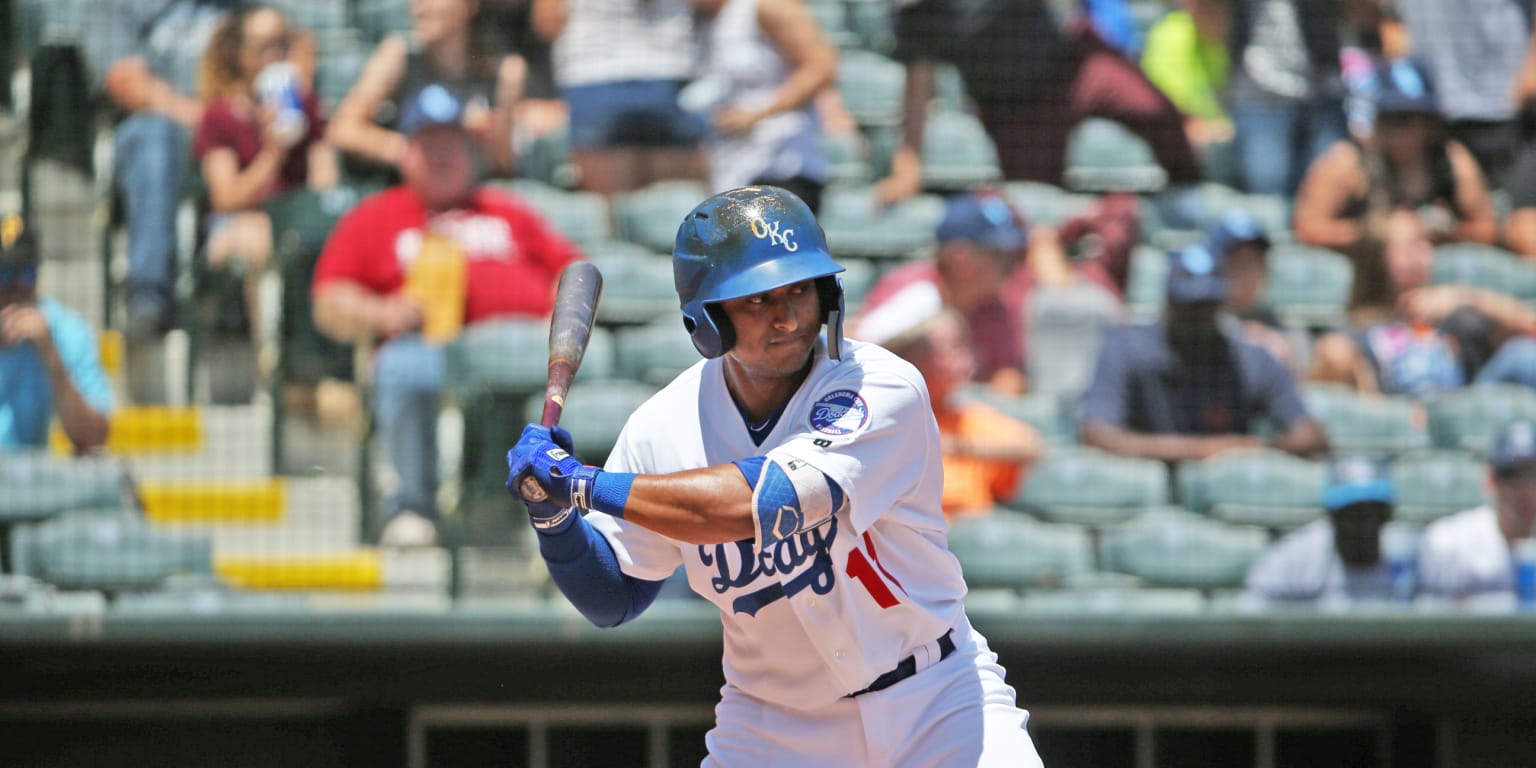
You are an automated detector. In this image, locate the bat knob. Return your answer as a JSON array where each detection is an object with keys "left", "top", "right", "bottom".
[{"left": 519, "top": 474, "right": 550, "bottom": 502}]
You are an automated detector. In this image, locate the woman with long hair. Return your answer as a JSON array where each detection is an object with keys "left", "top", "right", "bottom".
[
  {"left": 194, "top": 4, "right": 337, "bottom": 365},
  {"left": 1293, "top": 57, "right": 1498, "bottom": 252},
  {"left": 328, "top": 0, "right": 525, "bottom": 177}
]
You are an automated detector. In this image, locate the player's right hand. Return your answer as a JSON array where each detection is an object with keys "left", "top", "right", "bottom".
[{"left": 506, "top": 423, "right": 589, "bottom": 506}]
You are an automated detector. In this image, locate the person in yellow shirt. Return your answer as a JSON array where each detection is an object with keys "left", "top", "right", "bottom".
[{"left": 878, "top": 308, "right": 1043, "bottom": 520}]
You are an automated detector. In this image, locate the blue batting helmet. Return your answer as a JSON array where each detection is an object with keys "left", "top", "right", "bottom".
[{"left": 673, "top": 186, "right": 846, "bottom": 359}]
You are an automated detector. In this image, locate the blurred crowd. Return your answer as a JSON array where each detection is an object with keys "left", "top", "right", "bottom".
[{"left": 7, "top": 0, "right": 1536, "bottom": 608}]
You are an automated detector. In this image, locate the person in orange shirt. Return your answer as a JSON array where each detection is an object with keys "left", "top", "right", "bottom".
[{"left": 879, "top": 308, "right": 1043, "bottom": 520}]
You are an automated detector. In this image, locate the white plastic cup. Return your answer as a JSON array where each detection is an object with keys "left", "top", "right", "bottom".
[{"left": 255, "top": 62, "right": 307, "bottom": 148}]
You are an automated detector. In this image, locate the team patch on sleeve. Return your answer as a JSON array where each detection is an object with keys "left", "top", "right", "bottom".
[
  {"left": 751, "top": 452, "right": 841, "bottom": 550},
  {"left": 807, "top": 389, "right": 869, "bottom": 437}
]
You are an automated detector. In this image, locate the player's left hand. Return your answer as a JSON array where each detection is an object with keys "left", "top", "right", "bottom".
[{"left": 505, "top": 423, "right": 600, "bottom": 508}]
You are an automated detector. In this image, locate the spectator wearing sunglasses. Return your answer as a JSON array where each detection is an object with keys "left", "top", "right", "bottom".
[
  {"left": 1418, "top": 420, "right": 1536, "bottom": 607},
  {"left": 0, "top": 215, "right": 113, "bottom": 454}
]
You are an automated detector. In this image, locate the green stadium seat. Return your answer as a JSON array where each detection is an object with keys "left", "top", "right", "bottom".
[
  {"left": 806, "top": 0, "right": 858, "bottom": 48},
  {"left": 492, "top": 181, "right": 612, "bottom": 245},
  {"left": 836, "top": 50, "right": 906, "bottom": 127},
  {"left": 314, "top": 40, "right": 371, "bottom": 113},
  {"left": 1427, "top": 383, "right": 1536, "bottom": 455},
  {"left": 1005, "top": 447, "right": 1169, "bottom": 525},
  {"left": 822, "top": 131, "right": 873, "bottom": 185},
  {"left": 10, "top": 511, "right": 213, "bottom": 593},
  {"left": 617, "top": 318, "right": 703, "bottom": 386},
  {"left": 270, "top": 0, "right": 350, "bottom": 30},
  {"left": 1264, "top": 244, "right": 1352, "bottom": 328},
  {"left": 1301, "top": 385, "right": 1427, "bottom": 456},
  {"left": 837, "top": 258, "right": 876, "bottom": 308},
  {"left": 948, "top": 510, "right": 1093, "bottom": 592},
  {"left": 1217, "top": 193, "right": 1292, "bottom": 243},
  {"left": 819, "top": 185, "right": 945, "bottom": 260},
  {"left": 444, "top": 318, "right": 618, "bottom": 401},
  {"left": 956, "top": 385, "right": 1072, "bottom": 444},
  {"left": 1390, "top": 451, "right": 1490, "bottom": 526},
  {"left": 523, "top": 379, "right": 659, "bottom": 465},
  {"left": 920, "top": 111, "right": 1002, "bottom": 192},
  {"left": 357, "top": 0, "right": 411, "bottom": 41},
  {"left": 847, "top": 0, "right": 898, "bottom": 54},
  {"left": 1179, "top": 448, "right": 1326, "bottom": 529},
  {"left": 1431, "top": 243, "right": 1536, "bottom": 298},
  {"left": 1126, "top": 245, "right": 1168, "bottom": 321},
  {"left": 1001, "top": 182, "right": 1098, "bottom": 228},
  {"left": 1026, "top": 282, "right": 1123, "bottom": 398},
  {"left": 0, "top": 454, "right": 128, "bottom": 523},
  {"left": 582, "top": 245, "right": 675, "bottom": 326},
  {"left": 1100, "top": 507, "right": 1269, "bottom": 590},
  {"left": 1063, "top": 118, "right": 1168, "bottom": 193},
  {"left": 615, "top": 180, "right": 710, "bottom": 253}
]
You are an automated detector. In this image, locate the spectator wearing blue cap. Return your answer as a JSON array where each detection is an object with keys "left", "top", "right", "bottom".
[
  {"left": 313, "top": 82, "right": 582, "bottom": 547},
  {"left": 1418, "top": 420, "right": 1536, "bottom": 606},
  {"left": 1245, "top": 456, "right": 1411, "bottom": 608},
  {"left": 1079, "top": 243, "right": 1327, "bottom": 461},
  {"left": 0, "top": 214, "right": 112, "bottom": 454},
  {"left": 1294, "top": 57, "right": 1498, "bottom": 254}
]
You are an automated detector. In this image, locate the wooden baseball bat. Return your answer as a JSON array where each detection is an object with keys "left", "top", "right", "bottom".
[{"left": 520, "top": 261, "right": 604, "bottom": 502}]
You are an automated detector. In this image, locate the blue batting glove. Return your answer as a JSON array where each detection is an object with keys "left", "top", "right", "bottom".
[
  {"left": 505, "top": 423, "right": 601, "bottom": 509},
  {"left": 523, "top": 498, "right": 577, "bottom": 534}
]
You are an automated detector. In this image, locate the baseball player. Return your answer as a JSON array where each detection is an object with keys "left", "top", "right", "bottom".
[
  {"left": 506, "top": 186, "right": 1043, "bottom": 766},
  {"left": 1417, "top": 420, "right": 1536, "bottom": 607}
]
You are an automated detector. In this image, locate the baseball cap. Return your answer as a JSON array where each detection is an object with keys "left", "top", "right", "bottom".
[
  {"left": 1322, "top": 456, "right": 1396, "bottom": 512},
  {"left": 398, "top": 82, "right": 467, "bottom": 136},
  {"left": 1164, "top": 244, "right": 1227, "bottom": 304},
  {"left": 1204, "top": 210, "right": 1270, "bottom": 257},
  {"left": 936, "top": 192, "right": 1028, "bottom": 252},
  {"left": 1372, "top": 58, "right": 1438, "bottom": 116},
  {"left": 0, "top": 213, "right": 39, "bottom": 285},
  {"left": 1489, "top": 420, "right": 1536, "bottom": 477}
]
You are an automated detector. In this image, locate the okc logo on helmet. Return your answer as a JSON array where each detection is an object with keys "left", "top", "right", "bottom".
[
  {"left": 749, "top": 217, "right": 799, "bottom": 252},
  {"left": 809, "top": 390, "right": 869, "bottom": 436}
]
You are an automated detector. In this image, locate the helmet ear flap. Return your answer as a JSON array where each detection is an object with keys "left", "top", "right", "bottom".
[
  {"left": 682, "top": 303, "right": 734, "bottom": 359},
  {"left": 705, "top": 303, "right": 736, "bottom": 355}
]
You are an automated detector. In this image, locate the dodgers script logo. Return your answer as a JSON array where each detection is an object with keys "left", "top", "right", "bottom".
[
  {"left": 700, "top": 517, "right": 839, "bottom": 616},
  {"left": 749, "top": 217, "right": 798, "bottom": 252},
  {"left": 809, "top": 390, "right": 869, "bottom": 436}
]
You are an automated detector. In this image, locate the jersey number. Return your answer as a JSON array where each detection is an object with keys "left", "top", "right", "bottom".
[{"left": 845, "top": 532, "right": 905, "bottom": 609}]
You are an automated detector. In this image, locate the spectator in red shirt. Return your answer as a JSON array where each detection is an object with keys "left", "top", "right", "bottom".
[
  {"left": 194, "top": 4, "right": 337, "bottom": 352},
  {"left": 313, "top": 83, "right": 581, "bottom": 546}
]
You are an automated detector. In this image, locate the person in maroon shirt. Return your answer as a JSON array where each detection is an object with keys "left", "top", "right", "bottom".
[
  {"left": 193, "top": 3, "right": 338, "bottom": 346},
  {"left": 314, "top": 83, "right": 581, "bottom": 547}
]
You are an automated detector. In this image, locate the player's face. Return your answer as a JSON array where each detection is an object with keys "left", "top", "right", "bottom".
[
  {"left": 720, "top": 280, "right": 822, "bottom": 378},
  {"left": 1494, "top": 463, "right": 1536, "bottom": 540}
]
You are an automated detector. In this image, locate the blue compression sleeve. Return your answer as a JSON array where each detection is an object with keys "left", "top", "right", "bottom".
[{"left": 537, "top": 515, "right": 665, "bottom": 628}]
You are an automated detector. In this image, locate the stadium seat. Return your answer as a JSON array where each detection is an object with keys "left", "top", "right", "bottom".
[
  {"left": 948, "top": 510, "right": 1094, "bottom": 592},
  {"left": 919, "top": 110, "right": 1002, "bottom": 192},
  {"left": 1001, "top": 181, "right": 1098, "bottom": 229},
  {"left": 444, "top": 318, "right": 618, "bottom": 401},
  {"left": 1125, "top": 245, "right": 1168, "bottom": 320},
  {"left": 1179, "top": 448, "right": 1326, "bottom": 529},
  {"left": 615, "top": 180, "right": 710, "bottom": 253},
  {"left": 10, "top": 510, "right": 213, "bottom": 593},
  {"left": 956, "top": 385, "right": 1072, "bottom": 444},
  {"left": 1301, "top": 385, "right": 1427, "bottom": 456},
  {"left": 1020, "top": 587, "right": 1207, "bottom": 615},
  {"left": 1431, "top": 243, "right": 1536, "bottom": 298},
  {"left": 836, "top": 50, "right": 906, "bottom": 127},
  {"left": 837, "top": 258, "right": 876, "bottom": 308},
  {"left": 1025, "top": 282, "right": 1123, "bottom": 398},
  {"left": 314, "top": 37, "right": 372, "bottom": 113},
  {"left": 1427, "top": 383, "right": 1536, "bottom": 455},
  {"left": 1263, "top": 244, "right": 1352, "bottom": 329},
  {"left": 1100, "top": 507, "right": 1269, "bottom": 590},
  {"left": 1005, "top": 446, "right": 1169, "bottom": 525},
  {"left": 847, "top": 0, "right": 898, "bottom": 54},
  {"left": 1217, "top": 193, "right": 1292, "bottom": 243},
  {"left": 1390, "top": 451, "right": 1490, "bottom": 526},
  {"left": 492, "top": 181, "right": 612, "bottom": 245},
  {"left": 806, "top": 0, "right": 858, "bottom": 48},
  {"left": 0, "top": 454, "right": 129, "bottom": 524},
  {"left": 822, "top": 131, "right": 873, "bottom": 185},
  {"left": 523, "top": 379, "right": 659, "bottom": 465},
  {"left": 270, "top": 0, "right": 350, "bottom": 31},
  {"left": 357, "top": 0, "right": 411, "bottom": 41},
  {"left": 617, "top": 318, "right": 704, "bottom": 386},
  {"left": 1062, "top": 118, "right": 1168, "bottom": 193},
  {"left": 579, "top": 240, "right": 676, "bottom": 326},
  {"left": 819, "top": 184, "right": 945, "bottom": 260}
]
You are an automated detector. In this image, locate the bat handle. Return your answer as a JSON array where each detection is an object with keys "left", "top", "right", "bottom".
[{"left": 517, "top": 395, "right": 567, "bottom": 503}]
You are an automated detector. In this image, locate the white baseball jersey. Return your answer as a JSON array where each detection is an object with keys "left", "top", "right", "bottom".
[
  {"left": 1243, "top": 519, "right": 1407, "bottom": 608},
  {"left": 589, "top": 337, "right": 968, "bottom": 710},
  {"left": 1418, "top": 506, "right": 1515, "bottom": 600}
]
